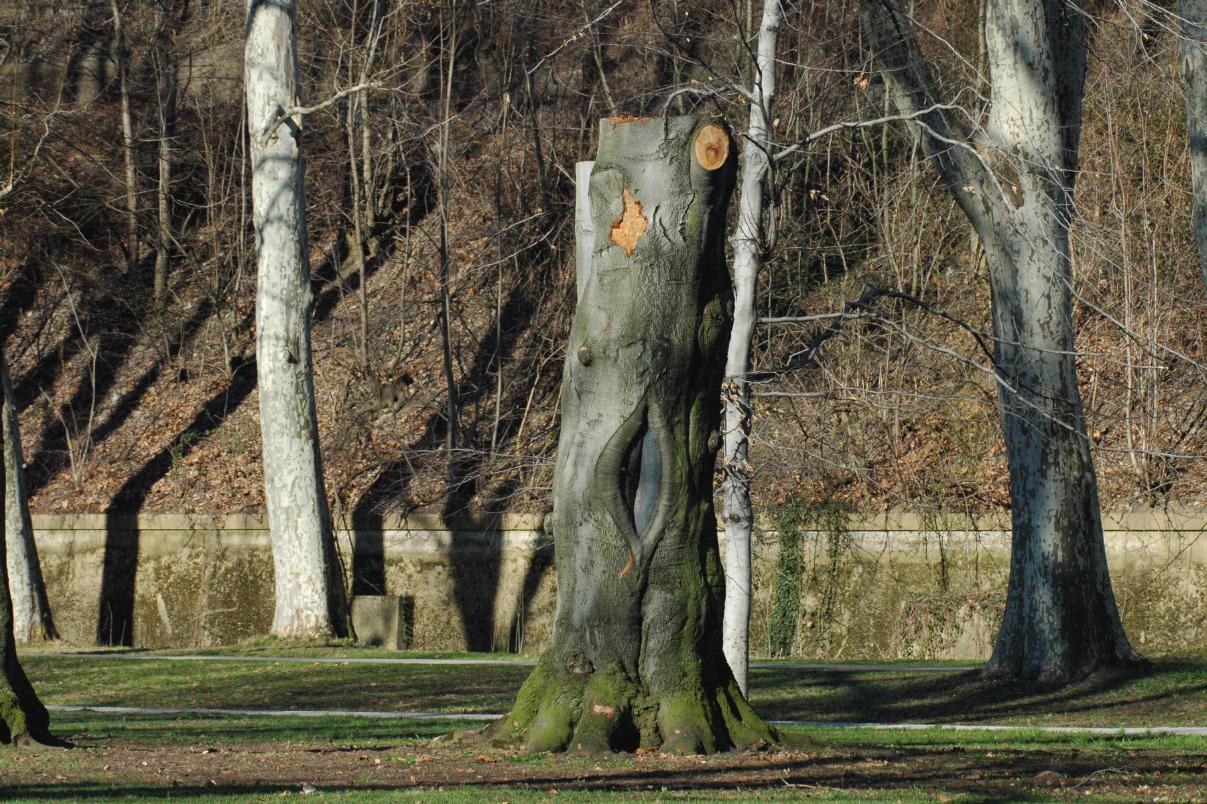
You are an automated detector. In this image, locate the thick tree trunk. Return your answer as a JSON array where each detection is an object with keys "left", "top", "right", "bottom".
[
  {"left": 245, "top": 0, "right": 345, "bottom": 640},
  {"left": 487, "top": 117, "right": 775, "bottom": 754},
  {"left": 862, "top": 0, "right": 1140, "bottom": 683},
  {"left": 1183, "top": 0, "right": 1207, "bottom": 292},
  {"left": 0, "top": 347, "right": 51, "bottom": 745},
  {"left": 2, "top": 355, "right": 55, "bottom": 644},
  {"left": 721, "top": 0, "right": 782, "bottom": 697}
]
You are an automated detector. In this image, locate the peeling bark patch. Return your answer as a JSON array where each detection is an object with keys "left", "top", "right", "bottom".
[
  {"left": 610, "top": 189, "right": 648, "bottom": 256},
  {"left": 618, "top": 549, "right": 634, "bottom": 580},
  {"left": 693, "top": 124, "right": 729, "bottom": 171}
]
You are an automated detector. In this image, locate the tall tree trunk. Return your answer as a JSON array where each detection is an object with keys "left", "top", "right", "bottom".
[
  {"left": 2, "top": 355, "right": 55, "bottom": 644},
  {"left": 0, "top": 348, "right": 51, "bottom": 746},
  {"left": 721, "top": 0, "right": 782, "bottom": 697},
  {"left": 153, "top": 6, "right": 177, "bottom": 304},
  {"left": 487, "top": 117, "right": 775, "bottom": 754},
  {"left": 1182, "top": 0, "right": 1207, "bottom": 292},
  {"left": 244, "top": 0, "right": 346, "bottom": 640},
  {"left": 862, "top": 0, "right": 1140, "bottom": 683},
  {"left": 111, "top": 0, "right": 139, "bottom": 270}
]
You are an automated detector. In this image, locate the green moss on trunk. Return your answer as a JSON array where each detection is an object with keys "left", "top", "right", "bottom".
[{"left": 484, "top": 117, "right": 776, "bottom": 755}]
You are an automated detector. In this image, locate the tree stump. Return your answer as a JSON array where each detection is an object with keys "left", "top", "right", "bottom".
[{"left": 486, "top": 116, "right": 775, "bottom": 754}]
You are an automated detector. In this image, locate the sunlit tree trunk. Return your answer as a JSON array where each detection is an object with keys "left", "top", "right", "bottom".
[
  {"left": 862, "top": 0, "right": 1140, "bottom": 683},
  {"left": 244, "top": 0, "right": 346, "bottom": 639},
  {"left": 2, "top": 354, "right": 55, "bottom": 644},
  {"left": 722, "top": 0, "right": 782, "bottom": 697},
  {"left": 488, "top": 117, "right": 775, "bottom": 754},
  {"left": 0, "top": 348, "right": 51, "bottom": 745}
]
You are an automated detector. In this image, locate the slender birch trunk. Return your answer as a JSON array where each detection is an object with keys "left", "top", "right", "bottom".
[
  {"left": 244, "top": 0, "right": 345, "bottom": 639},
  {"left": 2, "top": 355, "right": 55, "bottom": 644},
  {"left": 489, "top": 117, "right": 775, "bottom": 754},
  {"left": 0, "top": 348, "right": 51, "bottom": 745},
  {"left": 1182, "top": 0, "right": 1207, "bottom": 292},
  {"left": 111, "top": 0, "right": 139, "bottom": 270},
  {"left": 721, "top": 0, "right": 782, "bottom": 697},
  {"left": 862, "top": 0, "right": 1140, "bottom": 683}
]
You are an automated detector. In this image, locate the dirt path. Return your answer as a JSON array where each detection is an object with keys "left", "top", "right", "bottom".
[{"left": 3, "top": 738, "right": 1205, "bottom": 800}]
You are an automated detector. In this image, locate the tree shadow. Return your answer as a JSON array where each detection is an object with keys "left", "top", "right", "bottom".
[
  {"left": 751, "top": 660, "right": 1193, "bottom": 725},
  {"left": 94, "top": 215, "right": 401, "bottom": 646},
  {"left": 352, "top": 275, "right": 549, "bottom": 651}
]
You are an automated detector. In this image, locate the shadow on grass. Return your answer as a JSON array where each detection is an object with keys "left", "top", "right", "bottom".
[{"left": 752, "top": 659, "right": 1199, "bottom": 725}]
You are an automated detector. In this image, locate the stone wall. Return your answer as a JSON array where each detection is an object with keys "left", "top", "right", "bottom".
[{"left": 28, "top": 508, "right": 1207, "bottom": 657}]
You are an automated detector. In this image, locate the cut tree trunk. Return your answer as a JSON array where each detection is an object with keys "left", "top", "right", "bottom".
[
  {"left": 485, "top": 117, "right": 775, "bottom": 754},
  {"left": 245, "top": 0, "right": 346, "bottom": 639},
  {"left": 0, "top": 346, "right": 51, "bottom": 745},
  {"left": 1183, "top": 0, "right": 1207, "bottom": 292},
  {"left": 722, "top": 0, "right": 782, "bottom": 697},
  {"left": 861, "top": 0, "right": 1141, "bottom": 683},
  {"left": 1, "top": 354, "right": 55, "bottom": 644}
]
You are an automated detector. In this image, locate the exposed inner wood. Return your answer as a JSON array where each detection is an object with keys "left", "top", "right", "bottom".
[
  {"left": 609, "top": 188, "right": 648, "bottom": 257},
  {"left": 693, "top": 124, "right": 729, "bottom": 171}
]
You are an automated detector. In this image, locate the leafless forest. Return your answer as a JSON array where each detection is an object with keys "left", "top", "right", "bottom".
[{"left": 2, "top": 0, "right": 1205, "bottom": 523}]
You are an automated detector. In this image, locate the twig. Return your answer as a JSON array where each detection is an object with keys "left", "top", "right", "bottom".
[{"left": 262, "top": 81, "right": 381, "bottom": 142}]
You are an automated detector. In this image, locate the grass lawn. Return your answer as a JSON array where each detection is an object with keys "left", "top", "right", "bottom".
[
  {"left": 2, "top": 647, "right": 1205, "bottom": 801},
  {"left": 17, "top": 649, "right": 1207, "bottom": 727}
]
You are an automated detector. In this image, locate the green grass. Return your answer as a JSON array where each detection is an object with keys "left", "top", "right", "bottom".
[
  {"left": 5, "top": 649, "right": 1205, "bottom": 802},
  {"left": 18, "top": 650, "right": 1207, "bottom": 728}
]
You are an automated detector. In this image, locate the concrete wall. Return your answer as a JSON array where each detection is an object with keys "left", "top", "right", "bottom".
[{"left": 29, "top": 509, "right": 1207, "bottom": 658}]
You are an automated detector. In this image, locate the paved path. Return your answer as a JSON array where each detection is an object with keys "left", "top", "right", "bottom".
[
  {"left": 42, "top": 653, "right": 971, "bottom": 673},
  {"left": 46, "top": 705, "right": 1207, "bottom": 736}
]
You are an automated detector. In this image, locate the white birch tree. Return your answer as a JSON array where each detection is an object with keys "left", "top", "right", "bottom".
[
  {"left": 244, "top": 0, "right": 344, "bottom": 639},
  {"left": 721, "top": 0, "right": 783, "bottom": 697}
]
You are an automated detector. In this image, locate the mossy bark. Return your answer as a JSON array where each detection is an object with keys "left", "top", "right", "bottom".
[
  {"left": 486, "top": 117, "right": 775, "bottom": 754},
  {"left": 0, "top": 350, "right": 51, "bottom": 745}
]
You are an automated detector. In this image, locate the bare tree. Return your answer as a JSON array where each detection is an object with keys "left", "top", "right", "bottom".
[
  {"left": 721, "top": 0, "right": 783, "bottom": 698},
  {"left": 1183, "top": 0, "right": 1207, "bottom": 292},
  {"left": 244, "top": 0, "right": 346, "bottom": 639},
  {"left": 111, "top": 0, "right": 140, "bottom": 271},
  {"left": 2, "top": 354, "right": 56, "bottom": 644},
  {"left": 861, "top": 0, "right": 1142, "bottom": 682},
  {"left": 0, "top": 346, "right": 52, "bottom": 745}
]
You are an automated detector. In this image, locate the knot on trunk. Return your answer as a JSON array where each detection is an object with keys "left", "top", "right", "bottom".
[{"left": 563, "top": 650, "right": 594, "bottom": 676}]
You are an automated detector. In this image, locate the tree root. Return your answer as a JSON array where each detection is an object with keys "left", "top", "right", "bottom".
[{"left": 479, "top": 661, "right": 777, "bottom": 755}]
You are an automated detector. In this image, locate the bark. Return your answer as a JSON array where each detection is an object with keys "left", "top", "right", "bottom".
[
  {"left": 111, "top": 0, "right": 139, "bottom": 270},
  {"left": 721, "top": 0, "right": 782, "bottom": 697},
  {"left": 154, "top": 6, "right": 177, "bottom": 304},
  {"left": 0, "top": 348, "right": 51, "bottom": 746},
  {"left": 2, "top": 354, "right": 56, "bottom": 644},
  {"left": 862, "top": 0, "right": 1141, "bottom": 683},
  {"left": 486, "top": 117, "right": 775, "bottom": 754},
  {"left": 1183, "top": 0, "right": 1207, "bottom": 293},
  {"left": 245, "top": 0, "right": 346, "bottom": 639}
]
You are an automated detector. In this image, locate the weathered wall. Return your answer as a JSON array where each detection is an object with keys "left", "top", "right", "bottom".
[{"left": 29, "top": 509, "right": 1207, "bottom": 657}]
